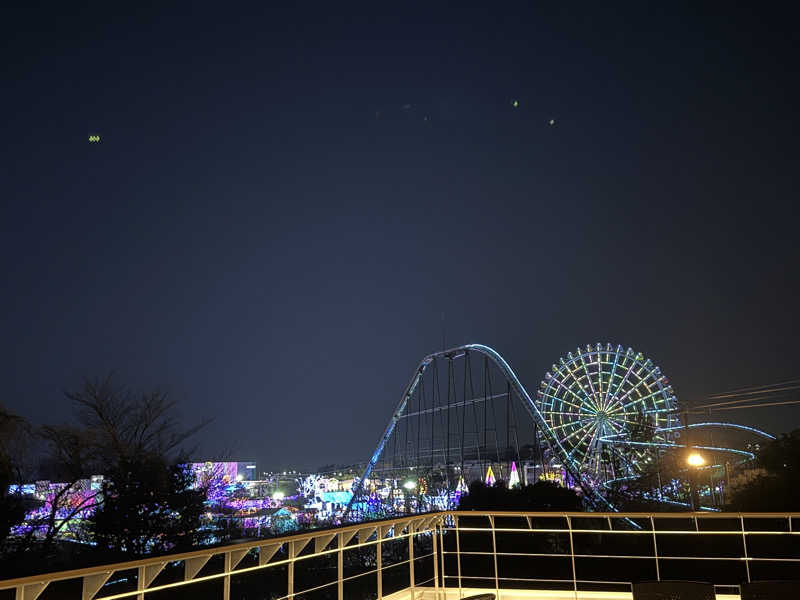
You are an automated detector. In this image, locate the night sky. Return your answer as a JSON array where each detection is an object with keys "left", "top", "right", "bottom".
[{"left": 2, "top": 3, "right": 798, "bottom": 470}]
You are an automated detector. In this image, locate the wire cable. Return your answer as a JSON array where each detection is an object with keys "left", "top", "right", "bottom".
[{"left": 706, "top": 378, "right": 800, "bottom": 399}]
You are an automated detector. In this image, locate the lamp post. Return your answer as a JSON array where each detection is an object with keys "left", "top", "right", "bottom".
[
  {"left": 687, "top": 452, "right": 705, "bottom": 511},
  {"left": 403, "top": 480, "right": 416, "bottom": 514}
]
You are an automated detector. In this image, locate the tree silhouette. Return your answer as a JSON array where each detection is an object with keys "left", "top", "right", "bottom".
[{"left": 458, "top": 480, "right": 582, "bottom": 511}]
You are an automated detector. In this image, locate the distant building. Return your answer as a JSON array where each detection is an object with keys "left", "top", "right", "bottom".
[
  {"left": 189, "top": 461, "right": 258, "bottom": 485},
  {"left": 237, "top": 461, "right": 258, "bottom": 481}
]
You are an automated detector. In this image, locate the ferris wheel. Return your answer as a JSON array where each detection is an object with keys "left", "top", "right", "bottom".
[{"left": 537, "top": 343, "right": 679, "bottom": 481}]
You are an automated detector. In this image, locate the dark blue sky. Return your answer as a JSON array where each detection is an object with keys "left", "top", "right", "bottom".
[{"left": 2, "top": 3, "right": 798, "bottom": 469}]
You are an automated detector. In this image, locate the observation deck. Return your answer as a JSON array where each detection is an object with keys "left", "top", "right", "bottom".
[{"left": 2, "top": 511, "right": 798, "bottom": 600}]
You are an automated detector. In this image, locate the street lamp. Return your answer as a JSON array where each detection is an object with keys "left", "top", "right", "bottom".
[
  {"left": 687, "top": 453, "right": 705, "bottom": 468},
  {"left": 687, "top": 452, "right": 705, "bottom": 510},
  {"left": 403, "top": 480, "right": 416, "bottom": 514}
]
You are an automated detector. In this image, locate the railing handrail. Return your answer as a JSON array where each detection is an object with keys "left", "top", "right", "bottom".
[
  {"left": 449, "top": 509, "right": 800, "bottom": 518},
  {"left": 2, "top": 509, "right": 798, "bottom": 591},
  {"left": 0, "top": 511, "right": 439, "bottom": 589}
]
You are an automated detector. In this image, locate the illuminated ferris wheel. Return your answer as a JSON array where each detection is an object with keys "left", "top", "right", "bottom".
[{"left": 537, "top": 343, "right": 679, "bottom": 481}]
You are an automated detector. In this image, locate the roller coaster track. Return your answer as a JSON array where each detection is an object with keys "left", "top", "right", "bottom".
[{"left": 347, "top": 343, "right": 617, "bottom": 515}]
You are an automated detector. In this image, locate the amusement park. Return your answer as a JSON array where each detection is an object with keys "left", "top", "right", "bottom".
[
  {"left": 4, "top": 3, "right": 799, "bottom": 596},
  {"left": 4, "top": 341, "right": 797, "bottom": 600},
  {"left": 4, "top": 342, "right": 784, "bottom": 547},
  {"left": 345, "top": 343, "right": 778, "bottom": 518}
]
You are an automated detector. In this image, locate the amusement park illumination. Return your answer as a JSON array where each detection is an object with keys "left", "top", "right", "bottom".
[
  {"left": 485, "top": 465, "right": 496, "bottom": 486},
  {"left": 403, "top": 480, "right": 417, "bottom": 490},
  {"left": 538, "top": 343, "right": 679, "bottom": 484},
  {"left": 273, "top": 491, "right": 285, "bottom": 500},
  {"left": 687, "top": 452, "right": 706, "bottom": 467},
  {"left": 508, "top": 461, "right": 520, "bottom": 488},
  {"left": 346, "top": 342, "right": 774, "bottom": 517}
]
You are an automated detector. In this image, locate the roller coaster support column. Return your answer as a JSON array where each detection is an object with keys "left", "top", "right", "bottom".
[{"left": 724, "top": 461, "right": 731, "bottom": 505}]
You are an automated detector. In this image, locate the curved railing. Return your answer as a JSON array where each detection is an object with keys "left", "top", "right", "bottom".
[
  {"left": 657, "top": 422, "right": 775, "bottom": 439},
  {"left": 4, "top": 510, "right": 799, "bottom": 600},
  {"left": 598, "top": 421, "right": 775, "bottom": 467}
]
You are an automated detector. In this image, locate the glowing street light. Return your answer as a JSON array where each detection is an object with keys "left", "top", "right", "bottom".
[
  {"left": 686, "top": 452, "right": 705, "bottom": 511},
  {"left": 273, "top": 491, "right": 285, "bottom": 501},
  {"left": 687, "top": 453, "right": 705, "bottom": 468},
  {"left": 402, "top": 480, "right": 417, "bottom": 514}
]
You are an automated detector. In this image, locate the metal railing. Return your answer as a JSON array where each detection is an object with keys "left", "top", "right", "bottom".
[
  {"left": 1, "top": 511, "right": 799, "bottom": 600},
  {"left": 441, "top": 511, "right": 800, "bottom": 599}
]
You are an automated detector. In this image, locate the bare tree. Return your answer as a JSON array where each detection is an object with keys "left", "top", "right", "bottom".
[
  {"left": 72, "top": 375, "right": 211, "bottom": 555},
  {"left": 34, "top": 375, "right": 211, "bottom": 557},
  {"left": 67, "top": 375, "right": 208, "bottom": 462},
  {"left": 34, "top": 425, "right": 102, "bottom": 555},
  {"left": 1, "top": 405, "right": 33, "bottom": 551}
]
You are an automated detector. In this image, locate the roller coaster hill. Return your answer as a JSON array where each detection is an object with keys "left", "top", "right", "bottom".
[{"left": 346, "top": 343, "right": 775, "bottom": 517}]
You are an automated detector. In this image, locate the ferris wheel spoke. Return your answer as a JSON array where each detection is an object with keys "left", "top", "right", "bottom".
[
  {"left": 558, "top": 368, "right": 591, "bottom": 410},
  {"left": 620, "top": 386, "right": 667, "bottom": 410},
  {"left": 571, "top": 358, "right": 601, "bottom": 412},
  {"left": 577, "top": 423, "right": 603, "bottom": 471},
  {"left": 569, "top": 422, "right": 599, "bottom": 464},
  {"left": 578, "top": 351, "right": 599, "bottom": 400},
  {"left": 613, "top": 359, "right": 637, "bottom": 404},
  {"left": 557, "top": 421, "right": 597, "bottom": 447},
  {"left": 617, "top": 365, "right": 660, "bottom": 405},
  {"left": 543, "top": 411, "right": 588, "bottom": 420},
  {"left": 606, "top": 402, "right": 626, "bottom": 415},
  {"left": 574, "top": 420, "right": 598, "bottom": 457},
  {"left": 604, "top": 418, "right": 636, "bottom": 439},
  {"left": 539, "top": 389, "right": 585, "bottom": 413},
  {"left": 550, "top": 418, "right": 592, "bottom": 433},
  {"left": 603, "top": 346, "right": 623, "bottom": 407},
  {"left": 544, "top": 375, "right": 585, "bottom": 406},
  {"left": 610, "top": 417, "right": 641, "bottom": 429},
  {"left": 544, "top": 376, "right": 592, "bottom": 411},
  {"left": 605, "top": 407, "right": 637, "bottom": 421},
  {"left": 594, "top": 358, "right": 603, "bottom": 400}
]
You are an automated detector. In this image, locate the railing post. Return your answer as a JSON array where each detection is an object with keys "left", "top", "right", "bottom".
[
  {"left": 377, "top": 528, "right": 383, "bottom": 600},
  {"left": 288, "top": 542, "right": 295, "bottom": 599},
  {"left": 455, "top": 515, "right": 463, "bottom": 597},
  {"left": 409, "top": 524, "right": 416, "bottom": 597},
  {"left": 137, "top": 565, "right": 144, "bottom": 600},
  {"left": 432, "top": 523, "right": 440, "bottom": 598},
  {"left": 438, "top": 520, "right": 446, "bottom": 597},
  {"left": 489, "top": 515, "right": 499, "bottom": 598},
  {"left": 223, "top": 552, "right": 231, "bottom": 600},
  {"left": 567, "top": 515, "right": 578, "bottom": 600},
  {"left": 650, "top": 515, "right": 660, "bottom": 581},
  {"left": 740, "top": 514, "right": 751, "bottom": 583},
  {"left": 338, "top": 532, "right": 344, "bottom": 600}
]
